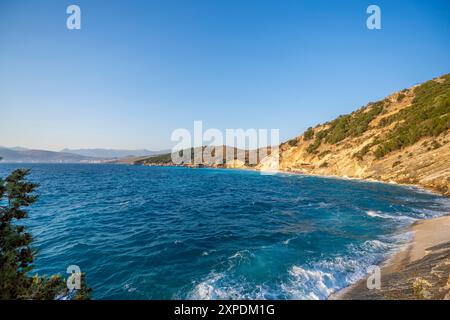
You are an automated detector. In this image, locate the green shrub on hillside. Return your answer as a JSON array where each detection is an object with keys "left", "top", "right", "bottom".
[
  {"left": 354, "top": 144, "right": 371, "bottom": 160},
  {"left": 305, "top": 75, "right": 450, "bottom": 159},
  {"left": 142, "top": 153, "right": 173, "bottom": 164},
  {"left": 306, "top": 101, "right": 384, "bottom": 153},
  {"left": 287, "top": 138, "right": 298, "bottom": 147},
  {"left": 306, "top": 129, "right": 328, "bottom": 153},
  {"left": 397, "top": 93, "right": 406, "bottom": 102},
  {"left": 303, "top": 127, "right": 314, "bottom": 140},
  {"left": 431, "top": 140, "right": 442, "bottom": 150},
  {"left": 319, "top": 161, "right": 329, "bottom": 168},
  {"left": 375, "top": 75, "right": 450, "bottom": 158}
]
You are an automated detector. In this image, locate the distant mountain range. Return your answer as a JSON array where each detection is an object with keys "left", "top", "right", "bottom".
[
  {"left": 0, "top": 147, "right": 169, "bottom": 163},
  {"left": 61, "top": 148, "right": 169, "bottom": 159},
  {"left": 0, "top": 147, "right": 97, "bottom": 163}
]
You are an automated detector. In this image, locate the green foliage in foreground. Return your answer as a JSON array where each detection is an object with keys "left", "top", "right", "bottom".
[{"left": 0, "top": 169, "right": 91, "bottom": 300}]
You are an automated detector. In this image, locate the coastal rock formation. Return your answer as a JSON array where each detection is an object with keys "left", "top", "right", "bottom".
[
  {"left": 259, "top": 74, "right": 450, "bottom": 196},
  {"left": 134, "top": 74, "right": 450, "bottom": 196}
]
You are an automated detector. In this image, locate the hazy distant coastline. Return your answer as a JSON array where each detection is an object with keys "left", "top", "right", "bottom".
[{"left": 0, "top": 146, "right": 169, "bottom": 163}]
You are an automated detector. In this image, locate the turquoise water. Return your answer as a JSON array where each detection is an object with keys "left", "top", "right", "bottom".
[{"left": 1, "top": 164, "right": 449, "bottom": 300}]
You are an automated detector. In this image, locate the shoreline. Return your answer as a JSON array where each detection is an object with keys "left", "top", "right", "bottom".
[
  {"left": 144, "top": 164, "right": 450, "bottom": 299},
  {"left": 140, "top": 163, "right": 449, "bottom": 198},
  {"left": 276, "top": 167, "right": 450, "bottom": 300},
  {"left": 330, "top": 214, "right": 450, "bottom": 300},
  {"left": 181, "top": 165, "right": 450, "bottom": 299},
  {"left": 275, "top": 169, "right": 444, "bottom": 196},
  {"left": 261, "top": 166, "right": 449, "bottom": 198},
  {"left": 2, "top": 162, "right": 449, "bottom": 299},
  {"left": 3, "top": 162, "right": 446, "bottom": 198}
]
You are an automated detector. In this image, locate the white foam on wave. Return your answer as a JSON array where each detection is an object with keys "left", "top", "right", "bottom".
[
  {"left": 281, "top": 238, "right": 402, "bottom": 299},
  {"left": 188, "top": 272, "right": 269, "bottom": 300},
  {"left": 366, "top": 210, "right": 417, "bottom": 222},
  {"left": 366, "top": 210, "right": 385, "bottom": 218},
  {"left": 188, "top": 249, "right": 256, "bottom": 299},
  {"left": 281, "top": 255, "right": 367, "bottom": 300},
  {"left": 387, "top": 231, "right": 413, "bottom": 243},
  {"left": 188, "top": 236, "right": 409, "bottom": 300},
  {"left": 123, "top": 283, "right": 137, "bottom": 293},
  {"left": 282, "top": 237, "right": 297, "bottom": 245},
  {"left": 189, "top": 273, "right": 224, "bottom": 300},
  {"left": 282, "top": 266, "right": 336, "bottom": 300},
  {"left": 227, "top": 249, "right": 254, "bottom": 268},
  {"left": 201, "top": 249, "right": 217, "bottom": 256}
]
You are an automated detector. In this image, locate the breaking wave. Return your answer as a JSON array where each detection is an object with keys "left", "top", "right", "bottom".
[{"left": 366, "top": 210, "right": 418, "bottom": 222}]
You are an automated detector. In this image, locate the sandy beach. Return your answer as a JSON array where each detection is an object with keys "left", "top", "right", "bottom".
[{"left": 331, "top": 215, "right": 450, "bottom": 300}]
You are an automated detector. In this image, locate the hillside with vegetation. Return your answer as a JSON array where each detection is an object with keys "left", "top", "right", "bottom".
[
  {"left": 127, "top": 74, "right": 449, "bottom": 196},
  {"left": 122, "top": 146, "right": 270, "bottom": 169},
  {"left": 267, "top": 74, "right": 450, "bottom": 196}
]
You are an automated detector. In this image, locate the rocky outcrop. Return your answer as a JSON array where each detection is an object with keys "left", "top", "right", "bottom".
[
  {"left": 134, "top": 74, "right": 450, "bottom": 196},
  {"left": 258, "top": 74, "right": 450, "bottom": 196}
]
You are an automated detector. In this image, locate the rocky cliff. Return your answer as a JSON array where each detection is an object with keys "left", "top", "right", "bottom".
[
  {"left": 134, "top": 74, "right": 449, "bottom": 196},
  {"left": 258, "top": 74, "right": 450, "bottom": 196}
]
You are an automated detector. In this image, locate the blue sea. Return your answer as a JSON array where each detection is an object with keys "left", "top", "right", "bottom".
[{"left": 1, "top": 164, "right": 449, "bottom": 300}]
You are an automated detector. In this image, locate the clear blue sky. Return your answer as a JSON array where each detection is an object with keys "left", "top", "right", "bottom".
[{"left": 1, "top": 0, "right": 449, "bottom": 151}]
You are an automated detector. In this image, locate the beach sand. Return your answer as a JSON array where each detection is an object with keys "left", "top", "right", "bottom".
[{"left": 331, "top": 215, "right": 450, "bottom": 300}]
